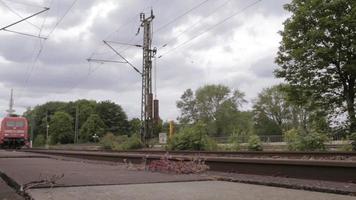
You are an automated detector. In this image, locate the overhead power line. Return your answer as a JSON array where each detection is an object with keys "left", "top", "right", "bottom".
[
  {"left": 153, "top": 0, "right": 210, "bottom": 33},
  {"left": 0, "top": 0, "right": 41, "bottom": 30},
  {"left": 157, "top": 0, "right": 233, "bottom": 51},
  {"left": 21, "top": 0, "right": 78, "bottom": 95},
  {"left": 157, "top": 0, "right": 262, "bottom": 59}
]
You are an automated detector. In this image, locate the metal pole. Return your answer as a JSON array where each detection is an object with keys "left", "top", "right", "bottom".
[
  {"left": 140, "top": 10, "right": 155, "bottom": 146},
  {"left": 75, "top": 105, "right": 79, "bottom": 143}
]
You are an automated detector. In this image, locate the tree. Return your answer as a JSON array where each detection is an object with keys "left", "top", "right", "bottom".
[
  {"left": 176, "top": 89, "right": 198, "bottom": 124},
  {"left": 128, "top": 118, "right": 141, "bottom": 136},
  {"left": 275, "top": 0, "right": 356, "bottom": 132},
  {"left": 49, "top": 111, "right": 74, "bottom": 144},
  {"left": 253, "top": 84, "right": 329, "bottom": 135},
  {"left": 176, "top": 84, "right": 247, "bottom": 136},
  {"left": 95, "top": 100, "right": 129, "bottom": 135},
  {"left": 79, "top": 114, "right": 106, "bottom": 142},
  {"left": 253, "top": 85, "right": 293, "bottom": 134}
]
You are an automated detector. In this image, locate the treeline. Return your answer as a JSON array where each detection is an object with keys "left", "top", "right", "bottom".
[
  {"left": 24, "top": 100, "right": 141, "bottom": 145},
  {"left": 176, "top": 84, "right": 330, "bottom": 138}
]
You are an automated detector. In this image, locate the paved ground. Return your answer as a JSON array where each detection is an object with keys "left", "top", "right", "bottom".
[
  {"left": 28, "top": 181, "right": 356, "bottom": 200},
  {"left": 0, "top": 157, "right": 209, "bottom": 187},
  {"left": 1, "top": 150, "right": 356, "bottom": 200},
  {"left": 0, "top": 179, "right": 23, "bottom": 200}
]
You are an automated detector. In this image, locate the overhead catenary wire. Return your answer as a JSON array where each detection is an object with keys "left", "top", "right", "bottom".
[
  {"left": 18, "top": 0, "right": 78, "bottom": 98},
  {"left": 2, "top": 0, "right": 45, "bottom": 9},
  {"left": 0, "top": 0, "right": 41, "bottom": 30},
  {"left": 157, "top": 0, "right": 262, "bottom": 59},
  {"left": 157, "top": 0, "right": 233, "bottom": 51},
  {"left": 153, "top": 0, "right": 210, "bottom": 33},
  {"left": 118, "top": 0, "right": 212, "bottom": 56}
]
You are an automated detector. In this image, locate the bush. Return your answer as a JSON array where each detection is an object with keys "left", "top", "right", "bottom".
[
  {"left": 100, "top": 133, "right": 117, "bottom": 150},
  {"left": 116, "top": 134, "right": 143, "bottom": 150},
  {"left": 168, "top": 122, "right": 217, "bottom": 151},
  {"left": 247, "top": 135, "right": 263, "bottom": 151},
  {"left": 225, "top": 133, "right": 241, "bottom": 151},
  {"left": 298, "top": 131, "right": 328, "bottom": 151},
  {"left": 33, "top": 135, "right": 46, "bottom": 147},
  {"left": 100, "top": 133, "right": 143, "bottom": 150},
  {"left": 284, "top": 129, "right": 328, "bottom": 151},
  {"left": 350, "top": 132, "right": 356, "bottom": 151},
  {"left": 284, "top": 129, "right": 300, "bottom": 151}
]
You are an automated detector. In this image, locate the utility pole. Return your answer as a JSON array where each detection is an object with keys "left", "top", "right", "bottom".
[
  {"left": 88, "top": 10, "right": 159, "bottom": 146},
  {"left": 6, "top": 89, "right": 15, "bottom": 116},
  {"left": 45, "top": 111, "right": 49, "bottom": 148},
  {"left": 30, "top": 114, "right": 34, "bottom": 148},
  {"left": 140, "top": 10, "right": 156, "bottom": 145},
  {"left": 74, "top": 105, "right": 79, "bottom": 143}
]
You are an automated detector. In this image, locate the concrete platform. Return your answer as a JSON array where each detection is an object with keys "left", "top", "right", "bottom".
[
  {"left": 0, "top": 157, "right": 209, "bottom": 188},
  {"left": 28, "top": 181, "right": 356, "bottom": 200},
  {"left": 0, "top": 178, "right": 23, "bottom": 200}
]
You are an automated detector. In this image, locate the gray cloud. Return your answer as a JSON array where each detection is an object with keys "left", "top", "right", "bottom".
[{"left": 0, "top": 0, "right": 291, "bottom": 120}]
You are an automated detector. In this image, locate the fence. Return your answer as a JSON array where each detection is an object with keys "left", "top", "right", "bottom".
[{"left": 212, "top": 134, "right": 348, "bottom": 144}]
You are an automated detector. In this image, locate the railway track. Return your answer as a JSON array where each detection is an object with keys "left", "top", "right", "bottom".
[{"left": 22, "top": 149, "right": 356, "bottom": 183}]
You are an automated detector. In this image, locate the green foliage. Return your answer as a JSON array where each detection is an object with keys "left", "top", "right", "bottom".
[
  {"left": 284, "top": 129, "right": 300, "bottom": 151},
  {"left": 33, "top": 134, "right": 46, "bottom": 147},
  {"left": 96, "top": 100, "right": 129, "bottom": 135},
  {"left": 350, "top": 133, "right": 356, "bottom": 151},
  {"left": 284, "top": 129, "right": 328, "bottom": 151},
  {"left": 79, "top": 114, "right": 106, "bottom": 142},
  {"left": 128, "top": 118, "right": 141, "bottom": 136},
  {"left": 226, "top": 133, "right": 242, "bottom": 151},
  {"left": 298, "top": 131, "right": 328, "bottom": 151},
  {"left": 116, "top": 134, "right": 143, "bottom": 150},
  {"left": 168, "top": 122, "right": 217, "bottom": 151},
  {"left": 100, "top": 133, "right": 117, "bottom": 150},
  {"left": 247, "top": 135, "right": 263, "bottom": 151},
  {"left": 275, "top": 0, "right": 356, "bottom": 132},
  {"left": 22, "top": 99, "right": 131, "bottom": 144},
  {"left": 100, "top": 133, "right": 143, "bottom": 150},
  {"left": 176, "top": 84, "right": 248, "bottom": 137},
  {"left": 49, "top": 111, "right": 74, "bottom": 144}
]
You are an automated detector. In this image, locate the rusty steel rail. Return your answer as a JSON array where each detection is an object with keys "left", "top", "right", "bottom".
[
  {"left": 22, "top": 149, "right": 356, "bottom": 183},
  {"left": 25, "top": 148, "right": 356, "bottom": 159}
]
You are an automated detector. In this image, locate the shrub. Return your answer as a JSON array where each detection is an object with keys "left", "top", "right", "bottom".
[
  {"left": 350, "top": 132, "right": 356, "bottom": 151},
  {"left": 100, "top": 133, "right": 117, "bottom": 150},
  {"left": 284, "top": 129, "right": 328, "bottom": 151},
  {"left": 247, "top": 135, "right": 263, "bottom": 151},
  {"left": 298, "top": 131, "right": 328, "bottom": 151},
  {"left": 226, "top": 133, "right": 241, "bottom": 151},
  {"left": 117, "top": 134, "right": 143, "bottom": 150},
  {"left": 33, "top": 135, "right": 46, "bottom": 147},
  {"left": 284, "top": 128, "right": 300, "bottom": 151},
  {"left": 168, "top": 122, "right": 217, "bottom": 151},
  {"left": 100, "top": 133, "right": 143, "bottom": 150}
]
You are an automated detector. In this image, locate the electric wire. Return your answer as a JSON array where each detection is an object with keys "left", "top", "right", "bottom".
[
  {"left": 20, "top": 0, "right": 78, "bottom": 98},
  {"left": 2, "top": 0, "right": 45, "bottom": 9},
  {"left": 0, "top": 0, "right": 41, "bottom": 30},
  {"left": 157, "top": 0, "right": 262, "bottom": 59},
  {"left": 153, "top": 0, "right": 210, "bottom": 34},
  {"left": 157, "top": 0, "right": 233, "bottom": 51}
]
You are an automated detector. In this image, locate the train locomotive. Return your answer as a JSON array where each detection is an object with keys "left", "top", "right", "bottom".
[
  {"left": 0, "top": 116, "right": 29, "bottom": 148},
  {"left": 0, "top": 89, "right": 29, "bottom": 148}
]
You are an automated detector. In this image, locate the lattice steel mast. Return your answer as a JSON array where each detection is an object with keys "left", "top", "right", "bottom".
[{"left": 140, "top": 10, "right": 156, "bottom": 144}]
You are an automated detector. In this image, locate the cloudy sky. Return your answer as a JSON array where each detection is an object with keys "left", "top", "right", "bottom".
[{"left": 0, "top": 0, "right": 290, "bottom": 120}]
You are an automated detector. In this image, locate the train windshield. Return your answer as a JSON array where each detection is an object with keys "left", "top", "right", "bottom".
[{"left": 6, "top": 121, "right": 24, "bottom": 128}]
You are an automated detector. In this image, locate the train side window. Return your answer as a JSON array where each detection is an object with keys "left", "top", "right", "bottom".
[{"left": 6, "top": 121, "right": 16, "bottom": 127}]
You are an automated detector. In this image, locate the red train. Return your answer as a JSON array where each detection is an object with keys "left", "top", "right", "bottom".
[{"left": 0, "top": 116, "right": 29, "bottom": 148}]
